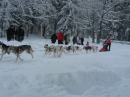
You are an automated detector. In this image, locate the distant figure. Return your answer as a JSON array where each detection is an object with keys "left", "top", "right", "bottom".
[
  {"left": 104, "top": 36, "right": 111, "bottom": 51},
  {"left": 86, "top": 42, "right": 89, "bottom": 47},
  {"left": 77, "top": 37, "right": 81, "bottom": 45},
  {"left": 64, "top": 33, "right": 70, "bottom": 45},
  {"left": 81, "top": 37, "right": 84, "bottom": 45},
  {"left": 15, "top": 25, "right": 24, "bottom": 42},
  {"left": 51, "top": 32, "right": 57, "bottom": 44},
  {"left": 57, "top": 30, "right": 64, "bottom": 44},
  {"left": 6, "top": 25, "right": 15, "bottom": 41},
  {"left": 72, "top": 35, "right": 77, "bottom": 44}
]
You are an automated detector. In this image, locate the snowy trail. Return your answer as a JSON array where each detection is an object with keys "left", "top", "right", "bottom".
[{"left": 0, "top": 36, "right": 130, "bottom": 97}]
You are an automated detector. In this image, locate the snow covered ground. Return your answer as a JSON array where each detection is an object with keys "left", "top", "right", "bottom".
[{"left": 0, "top": 35, "right": 130, "bottom": 97}]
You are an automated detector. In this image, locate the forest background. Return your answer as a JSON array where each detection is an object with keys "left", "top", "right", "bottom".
[{"left": 0, "top": 0, "right": 130, "bottom": 43}]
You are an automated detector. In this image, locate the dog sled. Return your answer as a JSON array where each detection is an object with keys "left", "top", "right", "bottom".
[{"left": 99, "top": 43, "right": 107, "bottom": 52}]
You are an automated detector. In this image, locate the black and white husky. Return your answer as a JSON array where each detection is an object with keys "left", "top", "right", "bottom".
[
  {"left": 64, "top": 46, "right": 72, "bottom": 54},
  {"left": 7, "top": 45, "right": 34, "bottom": 62},
  {"left": 70, "top": 45, "right": 82, "bottom": 54},
  {"left": 83, "top": 46, "right": 92, "bottom": 53},
  {"left": 0, "top": 41, "right": 10, "bottom": 61},
  {"left": 83, "top": 46, "right": 98, "bottom": 53}
]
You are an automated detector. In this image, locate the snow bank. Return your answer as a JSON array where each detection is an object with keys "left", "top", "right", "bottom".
[{"left": 0, "top": 70, "right": 122, "bottom": 96}]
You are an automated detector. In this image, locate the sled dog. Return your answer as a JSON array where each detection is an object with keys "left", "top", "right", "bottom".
[
  {"left": 64, "top": 46, "right": 72, "bottom": 54},
  {"left": 0, "top": 41, "right": 10, "bottom": 61},
  {"left": 56, "top": 45, "right": 67, "bottom": 57},
  {"left": 43, "top": 44, "right": 66, "bottom": 57},
  {"left": 7, "top": 45, "right": 34, "bottom": 62},
  {"left": 74, "top": 46, "right": 82, "bottom": 53},
  {"left": 83, "top": 46, "right": 92, "bottom": 53},
  {"left": 91, "top": 46, "right": 98, "bottom": 53},
  {"left": 70, "top": 45, "right": 82, "bottom": 54},
  {"left": 43, "top": 44, "right": 54, "bottom": 56}
]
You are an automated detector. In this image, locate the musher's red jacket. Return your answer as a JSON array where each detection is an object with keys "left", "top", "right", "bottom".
[{"left": 105, "top": 39, "right": 111, "bottom": 44}]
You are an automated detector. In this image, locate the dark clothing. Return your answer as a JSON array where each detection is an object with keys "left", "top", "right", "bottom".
[
  {"left": 81, "top": 38, "right": 84, "bottom": 45},
  {"left": 106, "top": 44, "right": 111, "bottom": 51},
  {"left": 104, "top": 38, "right": 111, "bottom": 51},
  {"left": 64, "top": 35, "right": 70, "bottom": 45},
  {"left": 15, "top": 28, "right": 24, "bottom": 42},
  {"left": 58, "top": 40, "right": 63, "bottom": 44},
  {"left": 64, "top": 35, "right": 67, "bottom": 44},
  {"left": 6, "top": 28, "right": 15, "bottom": 41},
  {"left": 72, "top": 36, "right": 77, "bottom": 44},
  {"left": 51, "top": 34, "right": 57, "bottom": 43}
]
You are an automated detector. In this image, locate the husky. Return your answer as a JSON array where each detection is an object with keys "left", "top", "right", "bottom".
[
  {"left": 83, "top": 46, "right": 92, "bottom": 53},
  {"left": 56, "top": 45, "right": 67, "bottom": 57},
  {"left": 64, "top": 46, "right": 72, "bottom": 54},
  {"left": 91, "top": 46, "right": 98, "bottom": 53},
  {"left": 0, "top": 41, "right": 10, "bottom": 61},
  {"left": 74, "top": 46, "right": 82, "bottom": 53},
  {"left": 43, "top": 44, "right": 66, "bottom": 57},
  {"left": 43, "top": 44, "right": 54, "bottom": 56},
  {"left": 7, "top": 45, "right": 34, "bottom": 62},
  {"left": 70, "top": 45, "right": 82, "bottom": 55},
  {"left": 69, "top": 45, "right": 77, "bottom": 54}
]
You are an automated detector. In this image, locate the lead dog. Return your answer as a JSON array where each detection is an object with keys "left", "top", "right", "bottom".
[
  {"left": 7, "top": 45, "right": 34, "bottom": 62},
  {"left": 0, "top": 41, "right": 10, "bottom": 61}
]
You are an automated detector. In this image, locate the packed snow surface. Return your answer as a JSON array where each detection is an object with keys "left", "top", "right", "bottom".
[{"left": 0, "top": 35, "right": 130, "bottom": 97}]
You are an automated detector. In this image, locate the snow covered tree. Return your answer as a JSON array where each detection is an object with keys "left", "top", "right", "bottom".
[{"left": 0, "top": 0, "right": 130, "bottom": 42}]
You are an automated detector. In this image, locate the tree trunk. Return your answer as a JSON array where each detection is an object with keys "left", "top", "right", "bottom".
[
  {"left": 76, "top": 24, "right": 78, "bottom": 35},
  {"left": 43, "top": 25, "right": 46, "bottom": 36},
  {"left": 97, "top": 20, "right": 103, "bottom": 43},
  {"left": 0, "top": 28, "right": 2, "bottom": 37},
  {"left": 128, "top": 33, "right": 130, "bottom": 42},
  {"left": 54, "top": 19, "right": 57, "bottom": 32},
  {"left": 41, "top": 24, "right": 43, "bottom": 39},
  {"left": 92, "top": 12, "right": 95, "bottom": 43},
  {"left": 92, "top": 29, "right": 95, "bottom": 43}
]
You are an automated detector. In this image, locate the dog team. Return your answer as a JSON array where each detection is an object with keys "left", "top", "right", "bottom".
[
  {"left": 0, "top": 41, "right": 98, "bottom": 62},
  {"left": 44, "top": 43, "right": 98, "bottom": 57}
]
